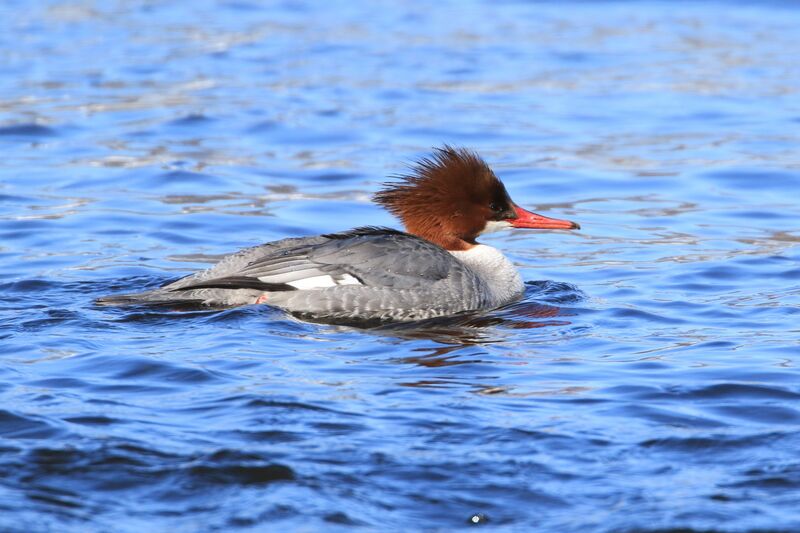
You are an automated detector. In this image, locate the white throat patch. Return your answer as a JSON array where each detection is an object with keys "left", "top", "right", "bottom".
[{"left": 480, "top": 220, "right": 512, "bottom": 235}]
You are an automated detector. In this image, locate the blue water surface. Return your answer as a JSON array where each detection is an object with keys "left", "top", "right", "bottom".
[{"left": 2, "top": 1, "right": 800, "bottom": 531}]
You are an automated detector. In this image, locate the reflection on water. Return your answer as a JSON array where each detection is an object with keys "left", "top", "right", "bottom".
[{"left": 2, "top": 0, "right": 800, "bottom": 531}]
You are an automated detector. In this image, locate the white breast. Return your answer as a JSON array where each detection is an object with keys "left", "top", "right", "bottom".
[{"left": 449, "top": 244, "right": 525, "bottom": 306}]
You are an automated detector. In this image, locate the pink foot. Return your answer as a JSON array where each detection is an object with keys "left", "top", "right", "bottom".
[{"left": 255, "top": 293, "right": 268, "bottom": 304}]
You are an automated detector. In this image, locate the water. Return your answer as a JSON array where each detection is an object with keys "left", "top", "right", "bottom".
[{"left": 2, "top": 1, "right": 800, "bottom": 531}]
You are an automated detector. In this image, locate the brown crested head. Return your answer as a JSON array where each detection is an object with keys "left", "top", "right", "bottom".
[{"left": 373, "top": 146, "right": 516, "bottom": 250}]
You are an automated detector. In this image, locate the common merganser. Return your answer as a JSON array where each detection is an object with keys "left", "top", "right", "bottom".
[{"left": 98, "top": 146, "right": 580, "bottom": 322}]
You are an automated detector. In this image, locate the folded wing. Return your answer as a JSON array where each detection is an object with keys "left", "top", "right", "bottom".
[{"left": 167, "top": 227, "right": 457, "bottom": 294}]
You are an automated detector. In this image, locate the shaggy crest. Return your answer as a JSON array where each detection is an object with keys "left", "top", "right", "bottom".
[{"left": 373, "top": 146, "right": 514, "bottom": 249}]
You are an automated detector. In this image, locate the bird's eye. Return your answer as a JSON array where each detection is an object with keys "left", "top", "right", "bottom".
[{"left": 489, "top": 202, "right": 500, "bottom": 212}]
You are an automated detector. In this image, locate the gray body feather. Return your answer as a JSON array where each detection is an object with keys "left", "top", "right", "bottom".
[{"left": 97, "top": 228, "right": 501, "bottom": 322}]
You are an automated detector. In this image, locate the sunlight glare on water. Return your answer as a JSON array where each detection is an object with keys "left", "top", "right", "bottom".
[{"left": 1, "top": 1, "right": 800, "bottom": 531}]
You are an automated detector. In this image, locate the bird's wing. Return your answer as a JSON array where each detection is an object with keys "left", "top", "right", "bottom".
[{"left": 167, "top": 228, "right": 461, "bottom": 293}]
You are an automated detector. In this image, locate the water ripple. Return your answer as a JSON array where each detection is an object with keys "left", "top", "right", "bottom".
[{"left": 2, "top": 1, "right": 800, "bottom": 531}]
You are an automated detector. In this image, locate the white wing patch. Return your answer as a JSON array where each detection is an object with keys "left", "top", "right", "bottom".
[{"left": 284, "top": 273, "right": 361, "bottom": 290}]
